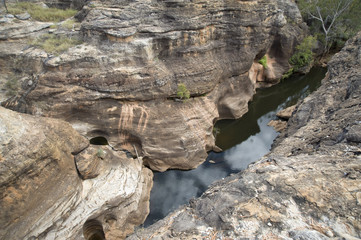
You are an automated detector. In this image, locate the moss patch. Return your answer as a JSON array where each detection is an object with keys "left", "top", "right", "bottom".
[{"left": 258, "top": 55, "right": 268, "bottom": 69}]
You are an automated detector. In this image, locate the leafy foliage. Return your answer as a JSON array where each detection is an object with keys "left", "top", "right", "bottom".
[
  {"left": 30, "top": 34, "right": 82, "bottom": 55},
  {"left": 297, "top": 0, "right": 360, "bottom": 52},
  {"left": 281, "top": 67, "right": 294, "bottom": 80},
  {"left": 8, "top": 2, "right": 77, "bottom": 22},
  {"left": 177, "top": 83, "right": 190, "bottom": 100},
  {"left": 258, "top": 56, "right": 268, "bottom": 69},
  {"left": 289, "top": 36, "right": 317, "bottom": 70}
]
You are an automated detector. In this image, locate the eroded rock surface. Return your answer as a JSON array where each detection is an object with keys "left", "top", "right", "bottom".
[
  {"left": 127, "top": 32, "right": 361, "bottom": 240},
  {"left": 0, "top": 0, "right": 306, "bottom": 171},
  {"left": 0, "top": 106, "right": 153, "bottom": 239}
]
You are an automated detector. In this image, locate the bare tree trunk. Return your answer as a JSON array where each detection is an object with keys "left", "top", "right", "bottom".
[
  {"left": 3, "top": 0, "right": 8, "bottom": 13},
  {"left": 306, "top": 0, "right": 353, "bottom": 53}
]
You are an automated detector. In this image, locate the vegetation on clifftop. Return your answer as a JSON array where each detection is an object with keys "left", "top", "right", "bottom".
[
  {"left": 297, "top": 0, "right": 361, "bottom": 53},
  {"left": 283, "top": 0, "right": 361, "bottom": 78},
  {"left": 7, "top": 2, "right": 77, "bottom": 22}
]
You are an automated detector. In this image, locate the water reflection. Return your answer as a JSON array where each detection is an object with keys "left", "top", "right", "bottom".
[
  {"left": 223, "top": 113, "right": 278, "bottom": 170},
  {"left": 144, "top": 67, "right": 327, "bottom": 226},
  {"left": 145, "top": 163, "right": 228, "bottom": 223}
]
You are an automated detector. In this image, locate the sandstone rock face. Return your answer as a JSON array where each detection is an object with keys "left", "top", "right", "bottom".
[
  {"left": 276, "top": 104, "right": 296, "bottom": 120},
  {"left": 268, "top": 119, "right": 287, "bottom": 132},
  {"left": 0, "top": 106, "right": 153, "bottom": 239},
  {"left": 0, "top": 0, "right": 306, "bottom": 171},
  {"left": 127, "top": 32, "right": 361, "bottom": 239}
]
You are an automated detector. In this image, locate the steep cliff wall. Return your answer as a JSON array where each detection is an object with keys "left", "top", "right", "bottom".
[
  {"left": 0, "top": 0, "right": 307, "bottom": 171},
  {"left": 0, "top": 106, "right": 153, "bottom": 240},
  {"left": 127, "top": 32, "right": 361, "bottom": 239}
]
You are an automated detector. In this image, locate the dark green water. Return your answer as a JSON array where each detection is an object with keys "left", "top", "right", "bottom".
[{"left": 144, "top": 67, "right": 327, "bottom": 227}]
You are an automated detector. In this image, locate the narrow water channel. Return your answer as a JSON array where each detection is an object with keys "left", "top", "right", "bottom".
[{"left": 144, "top": 67, "right": 327, "bottom": 227}]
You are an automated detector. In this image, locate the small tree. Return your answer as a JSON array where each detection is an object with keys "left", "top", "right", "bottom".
[
  {"left": 298, "top": 0, "right": 354, "bottom": 52},
  {"left": 177, "top": 83, "right": 190, "bottom": 101}
]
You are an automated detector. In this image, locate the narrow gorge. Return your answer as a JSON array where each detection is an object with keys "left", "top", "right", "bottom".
[{"left": 0, "top": 0, "right": 360, "bottom": 239}]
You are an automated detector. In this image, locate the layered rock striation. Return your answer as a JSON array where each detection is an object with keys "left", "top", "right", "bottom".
[
  {"left": 0, "top": 106, "right": 153, "bottom": 240},
  {"left": 1, "top": 0, "right": 306, "bottom": 171},
  {"left": 127, "top": 32, "right": 361, "bottom": 239}
]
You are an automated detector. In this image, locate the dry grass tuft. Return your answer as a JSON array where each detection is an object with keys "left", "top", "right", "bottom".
[
  {"left": 30, "top": 34, "right": 82, "bottom": 55},
  {"left": 8, "top": 2, "right": 77, "bottom": 22}
]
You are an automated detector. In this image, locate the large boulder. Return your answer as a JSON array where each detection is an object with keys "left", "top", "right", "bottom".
[{"left": 0, "top": 106, "right": 153, "bottom": 239}]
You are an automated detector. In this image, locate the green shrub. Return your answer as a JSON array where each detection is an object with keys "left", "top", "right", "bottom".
[
  {"left": 289, "top": 36, "right": 317, "bottom": 71},
  {"left": 177, "top": 83, "right": 190, "bottom": 101},
  {"left": 258, "top": 55, "right": 268, "bottom": 69},
  {"left": 281, "top": 67, "right": 294, "bottom": 80},
  {"left": 31, "top": 34, "right": 82, "bottom": 55},
  {"left": 8, "top": 2, "right": 77, "bottom": 22}
]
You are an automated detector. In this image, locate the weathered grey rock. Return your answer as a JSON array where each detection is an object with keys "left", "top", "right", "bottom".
[
  {"left": 0, "top": 16, "right": 11, "bottom": 23},
  {"left": 0, "top": 21, "right": 52, "bottom": 40},
  {"left": 126, "top": 32, "right": 361, "bottom": 240},
  {"left": 0, "top": 0, "right": 307, "bottom": 171},
  {"left": 15, "top": 12, "right": 31, "bottom": 20},
  {"left": 0, "top": 106, "right": 153, "bottom": 239},
  {"left": 346, "top": 124, "right": 361, "bottom": 143}
]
